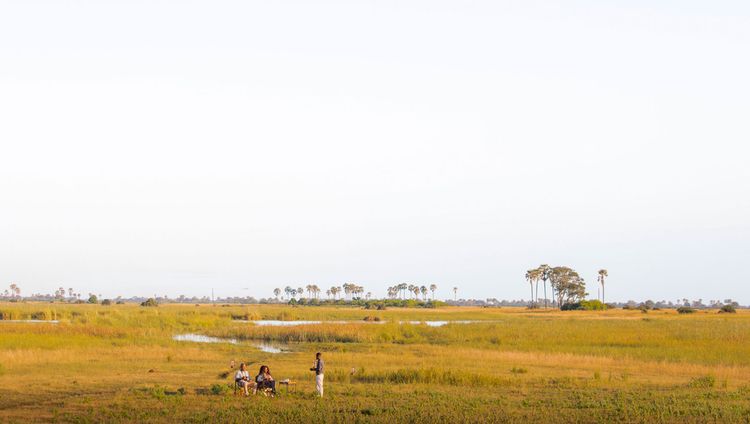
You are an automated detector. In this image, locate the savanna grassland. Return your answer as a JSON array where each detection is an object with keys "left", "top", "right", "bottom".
[{"left": 1, "top": 303, "right": 749, "bottom": 423}]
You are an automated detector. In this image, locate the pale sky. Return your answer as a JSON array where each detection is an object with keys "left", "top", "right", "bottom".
[{"left": 1, "top": 1, "right": 749, "bottom": 303}]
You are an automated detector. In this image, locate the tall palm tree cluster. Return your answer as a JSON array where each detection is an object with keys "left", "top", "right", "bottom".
[
  {"left": 525, "top": 265, "right": 604, "bottom": 308},
  {"left": 341, "top": 283, "right": 365, "bottom": 300},
  {"left": 3, "top": 283, "right": 21, "bottom": 299},
  {"left": 272, "top": 283, "right": 439, "bottom": 302},
  {"left": 305, "top": 285, "right": 323, "bottom": 299},
  {"left": 386, "top": 283, "right": 438, "bottom": 301},
  {"left": 273, "top": 283, "right": 368, "bottom": 301},
  {"left": 53, "top": 287, "right": 81, "bottom": 300}
]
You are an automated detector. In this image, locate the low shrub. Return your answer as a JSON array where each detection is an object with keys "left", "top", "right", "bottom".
[
  {"left": 141, "top": 298, "right": 158, "bottom": 307},
  {"left": 677, "top": 306, "right": 696, "bottom": 314},
  {"left": 0, "top": 310, "right": 19, "bottom": 320},
  {"left": 688, "top": 375, "right": 715, "bottom": 388},
  {"left": 29, "top": 311, "right": 49, "bottom": 320},
  {"left": 210, "top": 384, "right": 229, "bottom": 395},
  {"left": 561, "top": 300, "right": 607, "bottom": 311},
  {"left": 719, "top": 304, "right": 736, "bottom": 314}
]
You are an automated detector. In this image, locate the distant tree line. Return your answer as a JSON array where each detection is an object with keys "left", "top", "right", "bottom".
[{"left": 1, "top": 281, "right": 745, "bottom": 309}]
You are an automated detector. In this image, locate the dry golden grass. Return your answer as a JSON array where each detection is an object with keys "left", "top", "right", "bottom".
[{"left": 1, "top": 303, "right": 749, "bottom": 423}]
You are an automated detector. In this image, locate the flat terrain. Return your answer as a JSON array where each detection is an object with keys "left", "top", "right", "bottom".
[{"left": 1, "top": 303, "right": 749, "bottom": 423}]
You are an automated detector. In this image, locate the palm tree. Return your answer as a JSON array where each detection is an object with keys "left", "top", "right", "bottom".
[
  {"left": 452, "top": 286, "right": 458, "bottom": 301},
  {"left": 397, "top": 283, "right": 408, "bottom": 299},
  {"left": 538, "top": 264, "right": 551, "bottom": 308},
  {"left": 387, "top": 286, "right": 397, "bottom": 299},
  {"left": 297, "top": 287, "right": 304, "bottom": 300},
  {"left": 68, "top": 288, "right": 74, "bottom": 299},
  {"left": 273, "top": 288, "right": 281, "bottom": 300},
  {"left": 342, "top": 283, "right": 351, "bottom": 300},
  {"left": 525, "top": 270, "right": 535, "bottom": 307},
  {"left": 429, "top": 284, "right": 437, "bottom": 300},
  {"left": 597, "top": 269, "right": 608, "bottom": 303},
  {"left": 420, "top": 285, "right": 427, "bottom": 300},
  {"left": 330, "top": 286, "right": 339, "bottom": 300}
]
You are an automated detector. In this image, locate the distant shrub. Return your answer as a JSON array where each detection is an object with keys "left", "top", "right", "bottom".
[
  {"left": 561, "top": 300, "right": 607, "bottom": 311},
  {"left": 210, "top": 384, "right": 229, "bottom": 395},
  {"left": 87, "top": 295, "right": 98, "bottom": 304},
  {"left": 510, "top": 367, "right": 528, "bottom": 374},
  {"left": 719, "top": 304, "right": 737, "bottom": 314},
  {"left": 622, "top": 301, "right": 640, "bottom": 310},
  {"left": 231, "top": 311, "right": 261, "bottom": 321},
  {"left": 116, "top": 301, "right": 125, "bottom": 305},
  {"left": 101, "top": 299, "right": 112, "bottom": 305},
  {"left": 148, "top": 386, "right": 167, "bottom": 399},
  {"left": 141, "top": 298, "right": 158, "bottom": 307},
  {"left": 30, "top": 311, "right": 49, "bottom": 320},
  {"left": 363, "top": 315, "right": 381, "bottom": 322},
  {"left": 688, "top": 375, "right": 715, "bottom": 388},
  {"left": 677, "top": 306, "right": 696, "bottom": 314}
]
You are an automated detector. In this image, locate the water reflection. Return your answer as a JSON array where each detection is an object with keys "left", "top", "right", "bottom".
[
  {"left": 172, "top": 333, "right": 288, "bottom": 353},
  {"left": 235, "top": 319, "right": 488, "bottom": 327},
  {"left": 173, "top": 333, "right": 238, "bottom": 344}
]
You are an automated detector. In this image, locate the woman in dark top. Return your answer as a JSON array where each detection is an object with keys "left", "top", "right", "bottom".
[{"left": 255, "top": 365, "right": 277, "bottom": 394}]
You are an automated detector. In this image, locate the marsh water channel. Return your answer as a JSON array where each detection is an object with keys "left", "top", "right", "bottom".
[
  {"left": 172, "top": 333, "right": 288, "bottom": 353},
  {"left": 240, "top": 319, "right": 488, "bottom": 327},
  {"left": 173, "top": 320, "right": 495, "bottom": 353}
]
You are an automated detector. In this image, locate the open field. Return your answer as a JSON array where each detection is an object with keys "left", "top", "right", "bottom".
[{"left": 1, "top": 303, "right": 749, "bottom": 423}]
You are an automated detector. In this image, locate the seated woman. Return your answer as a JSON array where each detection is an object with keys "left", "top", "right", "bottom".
[
  {"left": 255, "top": 365, "right": 277, "bottom": 395},
  {"left": 235, "top": 363, "right": 252, "bottom": 395}
]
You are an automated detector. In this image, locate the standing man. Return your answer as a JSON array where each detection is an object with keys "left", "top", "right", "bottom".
[{"left": 309, "top": 352, "right": 324, "bottom": 396}]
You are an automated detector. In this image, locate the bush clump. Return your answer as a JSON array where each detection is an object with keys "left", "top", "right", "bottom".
[
  {"left": 688, "top": 375, "right": 715, "bottom": 388},
  {"left": 561, "top": 300, "right": 607, "bottom": 311},
  {"left": 210, "top": 384, "right": 229, "bottom": 395},
  {"left": 719, "top": 304, "right": 736, "bottom": 313},
  {"left": 677, "top": 306, "right": 696, "bottom": 314},
  {"left": 141, "top": 298, "right": 158, "bottom": 307}
]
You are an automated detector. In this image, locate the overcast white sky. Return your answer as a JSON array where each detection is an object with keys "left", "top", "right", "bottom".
[{"left": 1, "top": 0, "right": 749, "bottom": 303}]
